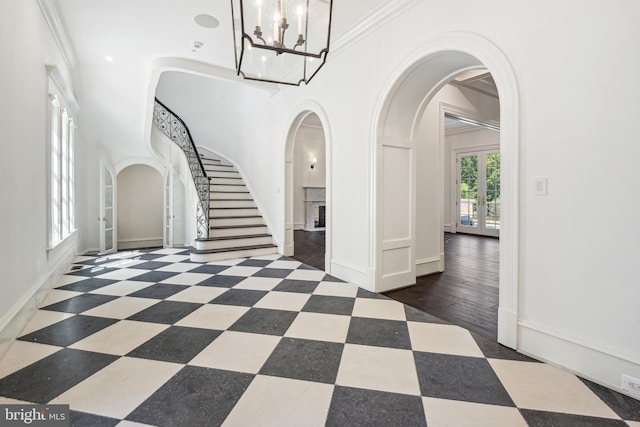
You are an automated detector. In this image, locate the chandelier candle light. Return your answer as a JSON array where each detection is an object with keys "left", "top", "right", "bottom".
[{"left": 231, "top": 0, "right": 333, "bottom": 85}]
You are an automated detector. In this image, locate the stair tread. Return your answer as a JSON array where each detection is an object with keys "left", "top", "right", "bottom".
[
  {"left": 211, "top": 207, "right": 257, "bottom": 210},
  {"left": 210, "top": 199, "right": 254, "bottom": 202},
  {"left": 210, "top": 215, "right": 262, "bottom": 219},
  {"left": 210, "top": 224, "right": 266, "bottom": 230},
  {"left": 196, "top": 233, "right": 271, "bottom": 242},
  {"left": 191, "top": 243, "right": 277, "bottom": 255},
  {"left": 209, "top": 176, "right": 242, "bottom": 179}
]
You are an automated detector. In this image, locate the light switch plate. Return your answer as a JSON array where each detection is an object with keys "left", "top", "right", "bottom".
[{"left": 534, "top": 177, "right": 547, "bottom": 195}]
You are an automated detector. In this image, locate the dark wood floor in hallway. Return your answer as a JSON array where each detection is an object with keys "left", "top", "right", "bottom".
[{"left": 293, "top": 231, "right": 499, "bottom": 340}]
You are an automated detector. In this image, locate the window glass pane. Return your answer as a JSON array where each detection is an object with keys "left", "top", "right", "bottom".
[
  {"left": 50, "top": 96, "right": 61, "bottom": 243},
  {"left": 61, "top": 109, "right": 69, "bottom": 237}
]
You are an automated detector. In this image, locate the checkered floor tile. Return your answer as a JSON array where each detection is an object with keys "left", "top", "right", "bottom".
[{"left": 1, "top": 248, "right": 639, "bottom": 426}]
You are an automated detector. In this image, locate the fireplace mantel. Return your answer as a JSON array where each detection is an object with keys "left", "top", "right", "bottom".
[{"left": 303, "top": 187, "right": 326, "bottom": 231}]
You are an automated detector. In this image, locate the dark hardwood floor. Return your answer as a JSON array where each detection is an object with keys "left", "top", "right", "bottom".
[
  {"left": 293, "top": 230, "right": 499, "bottom": 341},
  {"left": 384, "top": 233, "right": 499, "bottom": 340},
  {"left": 293, "top": 230, "right": 325, "bottom": 271}
]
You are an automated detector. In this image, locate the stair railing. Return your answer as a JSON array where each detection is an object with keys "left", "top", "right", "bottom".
[{"left": 152, "top": 98, "right": 210, "bottom": 239}]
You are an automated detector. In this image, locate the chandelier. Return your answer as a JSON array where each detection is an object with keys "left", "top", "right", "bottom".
[{"left": 231, "top": 0, "right": 333, "bottom": 85}]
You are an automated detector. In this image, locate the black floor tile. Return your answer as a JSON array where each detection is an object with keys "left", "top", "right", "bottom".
[
  {"left": 273, "top": 279, "right": 319, "bottom": 294},
  {"left": 127, "top": 301, "right": 202, "bottom": 325},
  {"left": 470, "top": 332, "right": 539, "bottom": 362},
  {"left": 188, "top": 264, "right": 231, "bottom": 275},
  {"left": 131, "top": 261, "right": 172, "bottom": 270},
  {"left": 0, "top": 349, "right": 118, "bottom": 403},
  {"left": 323, "top": 274, "right": 345, "bottom": 283},
  {"left": 126, "top": 366, "right": 254, "bottom": 426},
  {"left": 297, "top": 263, "right": 319, "bottom": 270},
  {"left": 130, "top": 271, "right": 180, "bottom": 283},
  {"left": 413, "top": 351, "right": 515, "bottom": 407},
  {"left": 259, "top": 338, "right": 343, "bottom": 384},
  {"left": 209, "top": 289, "right": 267, "bottom": 306},
  {"left": 127, "top": 326, "right": 222, "bottom": 364},
  {"left": 519, "top": 409, "right": 628, "bottom": 427},
  {"left": 197, "top": 275, "right": 246, "bottom": 288},
  {"left": 326, "top": 386, "right": 427, "bottom": 427},
  {"left": 238, "top": 259, "right": 272, "bottom": 267},
  {"left": 357, "top": 288, "right": 389, "bottom": 300},
  {"left": 19, "top": 315, "right": 118, "bottom": 347},
  {"left": 42, "top": 294, "right": 118, "bottom": 314},
  {"left": 579, "top": 377, "right": 640, "bottom": 421},
  {"left": 67, "top": 266, "right": 119, "bottom": 277},
  {"left": 252, "top": 268, "right": 292, "bottom": 278},
  {"left": 347, "top": 317, "right": 412, "bottom": 350},
  {"left": 57, "top": 278, "right": 118, "bottom": 293},
  {"left": 127, "top": 283, "right": 188, "bottom": 300},
  {"left": 302, "top": 295, "right": 355, "bottom": 316},
  {"left": 404, "top": 305, "right": 448, "bottom": 324},
  {"left": 69, "top": 410, "right": 120, "bottom": 427},
  {"left": 229, "top": 308, "right": 298, "bottom": 336},
  {"left": 136, "top": 253, "right": 169, "bottom": 261}
]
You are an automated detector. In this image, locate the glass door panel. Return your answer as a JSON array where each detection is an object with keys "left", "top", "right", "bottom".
[
  {"left": 100, "top": 164, "right": 116, "bottom": 253},
  {"left": 459, "top": 154, "right": 479, "bottom": 230}
]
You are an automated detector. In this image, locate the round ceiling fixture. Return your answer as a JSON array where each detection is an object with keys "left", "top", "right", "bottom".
[{"left": 194, "top": 14, "right": 220, "bottom": 29}]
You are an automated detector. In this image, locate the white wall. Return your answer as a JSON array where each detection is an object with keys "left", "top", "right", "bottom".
[
  {"left": 444, "top": 127, "right": 500, "bottom": 231},
  {"left": 116, "top": 165, "right": 163, "bottom": 249},
  {"left": 293, "top": 116, "right": 326, "bottom": 229},
  {"left": 0, "top": 0, "right": 99, "bottom": 357}
]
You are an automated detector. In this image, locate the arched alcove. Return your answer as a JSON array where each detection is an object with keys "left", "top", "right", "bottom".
[{"left": 373, "top": 32, "right": 520, "bottom": 348}]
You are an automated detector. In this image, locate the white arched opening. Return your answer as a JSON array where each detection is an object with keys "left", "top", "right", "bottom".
[
  {"left": 284, "top": 103, "right": 332, "bottom": 272},
  {"left": 373, "top": 32, "right": 519, "bottom": 348}
]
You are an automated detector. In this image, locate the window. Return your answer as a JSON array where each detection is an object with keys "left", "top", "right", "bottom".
[{"left": 48, "top": 84, "right": 76, "bottom": 247}]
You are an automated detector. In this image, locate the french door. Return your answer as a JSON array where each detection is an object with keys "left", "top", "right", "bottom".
[
  {"left": 456, "top": 149, "right": 500, "bottom": 237},
  {"left": 99, "top": 163, "right": 116, "bottom": 253},
  {"left": 164, "top": 170, "right": 185, "bottom": 248}
]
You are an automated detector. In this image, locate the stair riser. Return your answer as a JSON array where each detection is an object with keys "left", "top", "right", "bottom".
[
  {"left": 211, "top": 208, "right": 259, "bottom": 217},
  {"left": 195, "top": 236, "right": 273, "bottom": 251},
  {"left": 201, "top": 160, "right": 221, "bottom": 167},
  {"left": 210, "top": 200, "right": 256, "bottom": 208},
  {"left": 212, "top": 217, "right": 264, "bottom": 227},
  {"left": 210, "top": 178, "right": 244, "bottom": 186},
  {"left": 191, "top": 246, "right": 278, "bottom": 263},
  {"left": 210, "top": 184, "right": 248, "bottom": 192},
  {"left": 210, "top": 226, "right": 268, "bottom": 238},
  {"left": 210, "top": 192, "right": 252, "bottom": 200}
]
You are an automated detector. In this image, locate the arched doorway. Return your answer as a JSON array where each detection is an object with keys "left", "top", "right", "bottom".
[
  {"left": 284, "top": 107, "right": 331, "bottom": 272},
  {"left": 116, "top": 164, "right": 164, "bottom": 250},
  {"left": 373, "top": 33, "right": 519, "bottom": 348}
]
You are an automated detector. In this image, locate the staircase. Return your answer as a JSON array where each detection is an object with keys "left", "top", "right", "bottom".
[{"left": 190, "top": 152, "right": 278, "bottom": 262}]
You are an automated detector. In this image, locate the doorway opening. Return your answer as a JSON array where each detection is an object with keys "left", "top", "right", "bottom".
[
  {"left": 284, "top": 111, "right": 328, "bottom": 271},
  {"left": 373, "top": 35, "right": 519, "bottom": 348}
]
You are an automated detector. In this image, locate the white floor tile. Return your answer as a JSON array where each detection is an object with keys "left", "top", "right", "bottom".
[
  {"left": 489, "top": 359, "right": 620, "bottom": 419},
  {"left": 81, "top": 297, "right": 159, "bottom": 319},
  {"left": 54, "top": 275, "right": 88, "bottom": 287},
  {"left": 94, "top": 268, "right": 149, "bottom": 281},
  {"left": 166, "top": 286, "right": 227, "bottom": 303},
  {"left": 0, "top": 341, "right": 61, "bottom": 379},
  {"left": 152, "top": 255, "right": 191, "bottom": 263},
  {"left": 407, "top": 322, "right": 484, "bottom": 357},
  {"left": 352, "top": 298, "right": 407, "bottom": 321},
  {"left": 422, "top": 397, "right": 528, "bottom": 427},
  {"left": 234, "top": 277, "right": 283, "bottom": 291},
  {"left": 223, "top": 375, "right": 333, "bottom": 427},
  {"left": 159, "top": 272, "right": 211, "bottom": 286},
  {"left": 313, "top": 282, "right": 359, "bottom": 298},
  {"left": 190, "top": 331, "right": 280, "bottom": 374},
  {"left": 253, "top": 291, "right": 310, "bottom": 312},
  {"left": 88, "top": 280, "right": 153, "bottom": 296},
  {"left": 285, "top": 269, "right": 326, "bottom": 282},
  {"left": 40, "top": 290, "right": 83, "bottom": 307},
  {"left": 155, "top": 262, "right": 199, "bottom": 272},
  {"left": 69, "top": 320, "right": 168, "bottom": 355},
  {"left": 51, "top": 357, "right": 182, "bottom": 419},
  {"left": 284, "top": 312, "right": 350, "bottom": 343},
  {"left": 221, "top": 266, "right": 262, "bottom": 277},
  {"left": 266, "top": 260, "right": 302, "bottom": 270},
  {"left": 175, "top": 304, "right": 249, "bottom": 330},
  {"left": 336, "top": 343, "right": 420, "bottom": 396}
]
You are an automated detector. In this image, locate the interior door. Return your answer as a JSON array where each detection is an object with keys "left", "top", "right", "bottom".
[
  {"left": 456, "top": 149, "right": 500, "bottom": 237},
  {"left": 99, "top": 163, "right": 116, "bottom": 253}
]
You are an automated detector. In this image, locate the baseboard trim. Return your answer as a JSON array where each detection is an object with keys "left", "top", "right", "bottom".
[
  {"left": 416, "top": 256, "right": 443, "bottom": 277},
  {"left": 0, "top": 238, "right": 77, "bottom": 360},
  {"left": 118, "top": 238, "right": 163, "bottom": 250},
  {"left": 518, "top": 320, "right": 640, "bottom": 398},
  {"left": 330, "top": 260, "right": 369, "bottom": 289}
]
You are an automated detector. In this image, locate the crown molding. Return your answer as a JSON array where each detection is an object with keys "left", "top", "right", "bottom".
[
  {"left": 36, "top": 0, "right": 77, "bottom": 69},
  {"left": 329, "top": 0, "right": 421, "bottom": 58}
]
